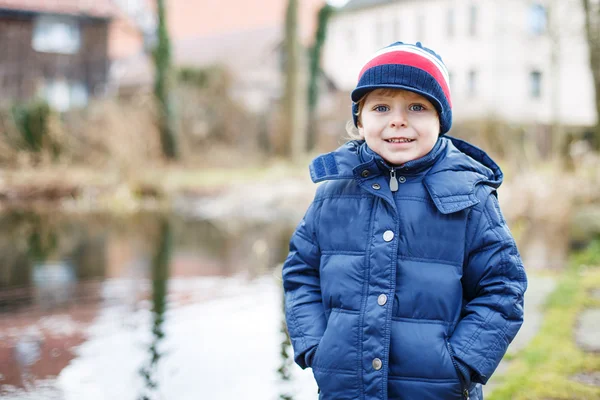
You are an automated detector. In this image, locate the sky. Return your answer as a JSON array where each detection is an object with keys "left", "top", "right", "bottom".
[{"left": 328, "top": 0, "right": 350, "bottom": 6}]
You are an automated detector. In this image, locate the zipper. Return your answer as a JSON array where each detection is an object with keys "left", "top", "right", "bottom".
[
  {"left": 389, "top": 168, "right": 398, "bottom": 192},
  {"left": 446, "top": 340, "right": 470, "bottom": 400}
]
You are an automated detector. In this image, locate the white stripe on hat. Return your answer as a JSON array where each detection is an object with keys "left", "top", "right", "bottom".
[{"left": 368, "top": 43, "right": 450, "bottom": 88}]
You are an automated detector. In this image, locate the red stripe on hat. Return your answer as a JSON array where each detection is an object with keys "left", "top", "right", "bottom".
[{"left": 358, "top": 51, "right": 452, "bottom": 107}]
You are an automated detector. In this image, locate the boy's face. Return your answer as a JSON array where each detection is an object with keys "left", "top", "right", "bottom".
[{"left": 358, "top": 89, "right": 440, "bottom": 166}]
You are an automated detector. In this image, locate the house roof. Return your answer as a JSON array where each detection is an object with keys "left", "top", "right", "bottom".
[
  {"left": 174, "top": 26, "right": 282, "bottom": 76},
  {"left": 0, "top": 0, "right": 117, "bottom": 18},
  {"left": 113, "top": 26, "right": 283, "bottom": 90},
  {"left": 167, "top": 0, "right": 325, "bottom": 44},
  {"left": 341, "top": 0, "right": 397, "bottom": 12}
]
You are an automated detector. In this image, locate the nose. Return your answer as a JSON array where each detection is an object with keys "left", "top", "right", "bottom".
[{"left": 389, "top": 110, "right": 408, "bottom": 128}]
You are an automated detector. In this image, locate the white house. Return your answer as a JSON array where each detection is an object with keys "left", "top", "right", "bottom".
[{"left": 323, "top": 0, "right": 596, "bottom": 127}]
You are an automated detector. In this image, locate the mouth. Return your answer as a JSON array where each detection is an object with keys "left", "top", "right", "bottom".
[{"left": 385, "top": 138, "right": 415, "bottom": 143}]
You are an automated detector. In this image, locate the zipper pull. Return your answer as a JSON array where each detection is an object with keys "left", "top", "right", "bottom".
[
  {"left": 389, "top": 169, "right": 398, "bottom": 192},
  {"left": 463, "top": 389, "right": 470, "bottom": 400}
]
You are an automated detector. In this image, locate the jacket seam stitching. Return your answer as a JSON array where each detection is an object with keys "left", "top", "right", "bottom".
[
  {"left": 314, "top": 194, "right": 370, "bottom": 202},
  {"left": 288, "top": 290, "right": 309, "bottom": 352},
  {"left": 462, "top": 195, "right": 505, "bottom": 356},
  {"left": 294, "top": 230, "right": 314, "bottom": 246},
  {"left": 395, "top": 196, "right": 435, "bottom": 204},
  {"left": 475, "top": 312, "right": 511, "bottom": 376},
  {"left": 463, "top": 205, "right": 477, "bottom": 286},
  {"left": 399, "top": 256, "right": 461, "bottom": 268},
  {"left": 469, "top": 239, "right": 514, "bottom": 256},
  {"left": 391, "top": 316, "right": 451, "bottom": 325},
  {"left": 387, "top": 376, "right": 459, "bottom": 383},
  {"left": 437, "top": 196, "right": 476, "bottom": 203},
  {"left": 313, "top": 366, "right": 357, "bottom": 374},
  {"left": 381, "top": 199, "right": 400, "bottom": 399},
  {"left": 291, "top": 199, "right": 321, "bottom": 366},
  {"left": 461, "top": 263, "right": 507, "bottom": 357},
  {"left": 483, "top": 198, "right": 504, "bottom": 243},
  {"left": 321, "top": 250, "right": 366, "bottom": 255},
  {"left": 358, "top": 197, "right": 378, "bottom": 400},
  {"left": 331, "top": 307, "right": 360, "bottom": 315},
  {"left": 313, "top": 200, "right": 324, "bottom": 261}
]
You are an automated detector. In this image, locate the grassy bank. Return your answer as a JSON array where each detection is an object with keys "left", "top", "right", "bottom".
[
  {"left": 489, "top": 241, "right": 600, "bottom": 400},
  {"left": 0, "top": 160, "right": 312, "bottom": 213}
]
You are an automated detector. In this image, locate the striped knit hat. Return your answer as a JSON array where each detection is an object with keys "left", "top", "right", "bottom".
[{"left": 351, "top": 41, "right": 452, "bottom": 134}]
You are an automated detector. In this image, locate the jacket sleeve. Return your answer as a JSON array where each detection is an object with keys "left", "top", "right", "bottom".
[
  {"left": 282, "top": 197, "right": 327, "bottom": 369},
  {"left": 449, "top": 189, "right": 528, "bottom": 385}
]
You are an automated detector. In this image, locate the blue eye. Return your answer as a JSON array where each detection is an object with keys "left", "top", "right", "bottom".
[
  {"left": 409, "top": 104, "right": 426, "bottom": 111},
  {"left": 374, "top": 105, "right": 389, "bottom": 112}
]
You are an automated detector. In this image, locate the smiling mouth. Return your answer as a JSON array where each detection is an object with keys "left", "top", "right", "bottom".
[{"left": 386, "top": 138, "right": 415, "bottom": 143}]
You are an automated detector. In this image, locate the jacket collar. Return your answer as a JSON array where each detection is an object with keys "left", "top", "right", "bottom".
[
  {"left": 360, "top": 138, "right": 444, "bottom": 175},
  {"left": 309, "top": 136, "right": 503, "bottom": 214}
]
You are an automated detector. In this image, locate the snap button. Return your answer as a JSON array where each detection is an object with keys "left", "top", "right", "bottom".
[
  {"left": 398, "top": 176, "right": 407, "bottom": 183},
  {"left": 383, "top": 230, "right": 394, "bottom": 242},
  {"left": 372, "top": 358, "right": 383, "bottom": 370},
  {"left": 361, "top": 170, "right": 370, "bottom": 178},
  {"left": 372, "top": 183, "right": 381, "bottom": 190},
  {"left": 377, "top": 294, "right": 387, "bottom": 306}
]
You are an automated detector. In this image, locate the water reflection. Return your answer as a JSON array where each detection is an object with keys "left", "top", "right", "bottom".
[
  {"left": 278, "top": 283, "right": 294, "bottom": 400},
  {"left": 139, "top": 217, "right": 172, "bottom": 400},
  {"left": 0, "top": 209, "right": 313, "bottom": 399}
]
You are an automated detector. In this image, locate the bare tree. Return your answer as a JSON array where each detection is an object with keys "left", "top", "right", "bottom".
[
  {"left": 307, "top": 4, "right": 334, "bottom": 152},
  {"left": 280, "top": 0, "right": 307, "bottom": 161},
  {"left": 153, "top": 0, "right": 178, "bottom": 160},
  {"left": 546, "top": 0, "right": 564, "bottom": 157},
  {"left": 582, "top": 0, "right": 600, "bottom": 149}
]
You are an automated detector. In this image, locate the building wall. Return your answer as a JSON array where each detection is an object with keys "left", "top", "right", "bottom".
[
  {"left": 323, "top": 0, "right": 595, "bottom": 127},
  {"left": 0, "top": 12, "right": 110, "bottom": 106}
]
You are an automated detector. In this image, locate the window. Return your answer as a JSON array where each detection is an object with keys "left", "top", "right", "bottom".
[
  {"left": 447, "top": 8, "right": 455, "bottom": 38},
  {"left": 529, "top": 4, "right": 547, "bottom": 35},
  {"left": 468, "top": 70, "right": 477, "bottom": 97},
  {"left": 43, "top": 79, "right": 88, "bottom": 112},
  {"left": 32, "top": 15, "right": 80, "bottom": 54},
  {"left": 469, "top": 5, "right": 478, "bottom": 37},
  {"left": 530, "top": 70, "right": 542, "bottom": 98},
  {"left": 416, "top": 14, "right": 425, "bottom": 41}
]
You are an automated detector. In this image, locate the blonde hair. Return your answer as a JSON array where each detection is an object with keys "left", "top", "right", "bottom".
[{"left": 345, "top": 98, "right": 365, "bottom": 141}]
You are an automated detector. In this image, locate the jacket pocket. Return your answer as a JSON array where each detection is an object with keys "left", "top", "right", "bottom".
[
  {"left": 388, "top": 319, "right": 456, "bottom": 380},
  {"left": 445, "top": 339, "right": 471, "bottom": 400},
  {"left": 311, "top": 308, "right": 359, "bottom": 373}
]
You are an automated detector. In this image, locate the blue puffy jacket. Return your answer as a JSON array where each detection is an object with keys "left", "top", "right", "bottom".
[{"left": 282, "top": 136, "right": 527, "bottom": 400}]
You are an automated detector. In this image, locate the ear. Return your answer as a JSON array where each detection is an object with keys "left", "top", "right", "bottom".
[{"left": 357, "top": 121, "right": 365, "bottom": 138}]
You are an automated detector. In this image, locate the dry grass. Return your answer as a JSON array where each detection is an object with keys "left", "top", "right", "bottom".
[
  {"left": 500, "top": 149, "right": 600, "bottom": 271},
  {"left": 488, "top": 242, "right": 600, "bottom": 400}
]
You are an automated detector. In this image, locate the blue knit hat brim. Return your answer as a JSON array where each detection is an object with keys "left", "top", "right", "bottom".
[{"left": 351, "top": 85, "right": 444, "bottom": 114}]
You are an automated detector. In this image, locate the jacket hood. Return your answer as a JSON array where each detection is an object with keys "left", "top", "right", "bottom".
[{"left": 309, "top": 136, "right": 503, "bottom": 214}]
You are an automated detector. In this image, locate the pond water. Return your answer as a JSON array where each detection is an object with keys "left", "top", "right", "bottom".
[{"left": 0, "top": 210, "right": 318, "bottom": 399}]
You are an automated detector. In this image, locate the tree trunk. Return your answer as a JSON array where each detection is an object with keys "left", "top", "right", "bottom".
[
  {"left": 307, "top": 4, "right": 333, "bottom": 152},
  {"left": 548, "top": 0, "right": 564, "bottom": 159},
  {"left": 581, "top": 0, "right": 600, "bottom": 150},
  {"left": 593, "top": 65, "right": 600, "bottom": 149},
  {"left": 281, "top": 0, "right": 307, "bottom": 161},
  {"left": 154, "top": 0, "right": 178, "bottom": 160}
]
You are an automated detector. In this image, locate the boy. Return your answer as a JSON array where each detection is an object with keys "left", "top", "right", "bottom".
[{"left": 282, "top": 41, "right": 527, "bottom": 400}]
